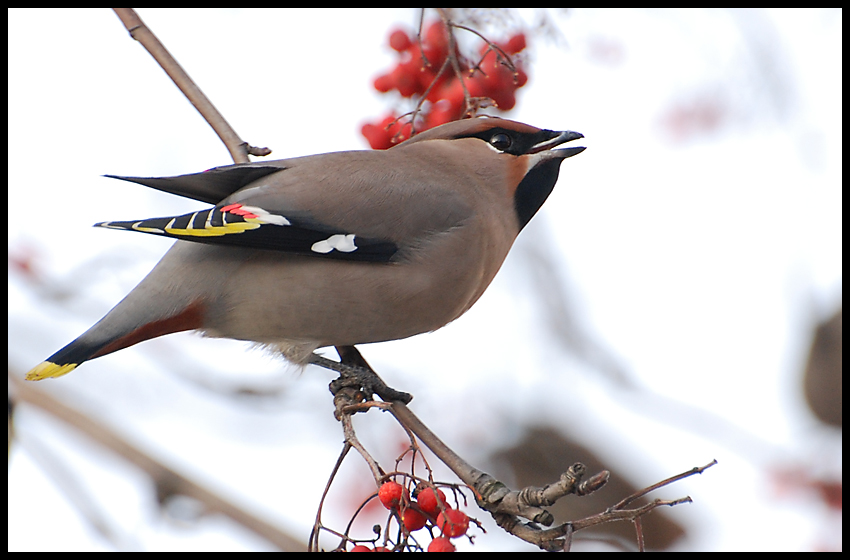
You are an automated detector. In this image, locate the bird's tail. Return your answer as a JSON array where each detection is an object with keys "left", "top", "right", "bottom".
[
  {"left": 25, "top": 300, "right": 206, "bottom": 381},
  {"left": 26, "top": 341, "right": 100, "bottom": 380}
]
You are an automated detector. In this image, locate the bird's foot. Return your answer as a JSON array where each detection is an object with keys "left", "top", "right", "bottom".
[{"left": 309, "top": 346, "right": 413, "bottom": 404}]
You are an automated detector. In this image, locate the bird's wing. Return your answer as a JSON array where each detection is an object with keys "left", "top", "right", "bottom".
[
  {"left": 96, "top": 153, "right": 472, "bottom": 263},
  {"left": 105, "top": 161, "right": 290, "bottom": 205},
  {"left": 98, "top": 146, "right": 480, "bottom": 262},
  {"left": 95, "top": 201, "right": 400, "bottom": 263}
]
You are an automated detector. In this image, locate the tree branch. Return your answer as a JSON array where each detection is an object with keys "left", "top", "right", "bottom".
[
  {"left": 9, "top": 373, "right": 305, "bottom": 551},
  {"left": 111, "top": 8, "right": 270, "bottom": 163}
]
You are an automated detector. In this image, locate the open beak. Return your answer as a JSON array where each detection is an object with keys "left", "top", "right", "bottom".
[{"left": 530, "top": 130, "right": 586, "bottom": 159}]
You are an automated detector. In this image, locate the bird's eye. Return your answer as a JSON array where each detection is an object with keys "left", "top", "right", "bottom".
[{"left": 489, "top": 132, "right": 512, "bottom": 151}]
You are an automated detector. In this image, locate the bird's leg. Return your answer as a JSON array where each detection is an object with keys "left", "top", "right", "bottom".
[
  {"left": 309, "top": 346, "right": 413, "bottom": 404},
  {"left": 334, "top": 345, "right": 374, "bottom": 371}
]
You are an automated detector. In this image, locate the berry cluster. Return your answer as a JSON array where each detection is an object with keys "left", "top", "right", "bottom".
[
  {"left": 362, "top": 21, "right": 529, "bottom": 150},
  {"left": 348, "top": 480, "right": 473, "bottom": 552}
]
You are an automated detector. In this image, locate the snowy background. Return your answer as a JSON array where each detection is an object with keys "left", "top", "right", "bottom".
[{"left": 9, "top": 8, "right": 842, "bottom": 551}]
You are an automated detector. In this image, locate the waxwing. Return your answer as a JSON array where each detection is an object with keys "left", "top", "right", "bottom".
[{"left": 25, "top": 117, "right": 585, "bottom": 381}]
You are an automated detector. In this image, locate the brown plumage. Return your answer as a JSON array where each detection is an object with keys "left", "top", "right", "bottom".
[{"left": 25, "top": 117, "right": 584, "bottom": 380}]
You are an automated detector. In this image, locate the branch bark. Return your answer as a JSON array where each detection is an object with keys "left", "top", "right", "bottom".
[{"left": 111, "top": 8, "right": 270, "bottom": 163}]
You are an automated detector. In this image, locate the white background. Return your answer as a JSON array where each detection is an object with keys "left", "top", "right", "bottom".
[{"left": 9, "top": 8, "right": 842, "bottom": 551}]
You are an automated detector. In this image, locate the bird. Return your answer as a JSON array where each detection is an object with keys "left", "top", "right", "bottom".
[{"left": 24, "top": 117, "right": 585, "bottom": 382}]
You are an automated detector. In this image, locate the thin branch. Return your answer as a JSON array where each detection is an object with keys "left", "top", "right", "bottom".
[
  {"left": 335, "top": 388, "right": 385, "bottom": 483},
  {"left": 309, "top": 442, "right": 352, "bottom": 552},
  {"left": 610, "top": 459, "right": 718, "bottom": 511},
  {"left": 10, "top": 374, "right": 304, "bottom": 551},
  {"left": 387, "top": 398, "right": 712, "bottom": 550},
  {"left": 389, "top": 402, "right": 491, "bottom": 497},
  {"left": 111, "top": 8, "right": 270, "bottom": 164},
  {"left": 572, "top": 496, "right": 694, "bottom": 532},
  {"left": 634, "top": 516, "right": 645, "bottom": 553},
  {"left": 453, "top": 22, "right": 518, "bottom": 74}
]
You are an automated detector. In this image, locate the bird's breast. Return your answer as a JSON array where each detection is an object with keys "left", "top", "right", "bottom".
[{"left": 201, "top": 218, "right": 513, "bottom": 349}]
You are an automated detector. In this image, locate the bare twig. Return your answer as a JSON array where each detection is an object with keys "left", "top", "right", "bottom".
[
  {"left": 9, "top": 374, "right": 305, "bottom": 551},
  {"left": 634, "top": 516, "right": 645, "bottom": 553},
  {"left": 311, "top": 354, "right": 412, "bottom": 405},
  {"left": 309, "top": 442, "right": 352, "bottom": 552},
  {"left": 111, "top": 8, "right": 270, "bottom": 164},
  {"left": 334, "top": 387, "right": 385, "bottom": 483},
  {"left": 610, "top": 459, "right": 717, "bottom": 511},
  {"left": 389, "top": 399, "right": 712, "bottom": 550}
]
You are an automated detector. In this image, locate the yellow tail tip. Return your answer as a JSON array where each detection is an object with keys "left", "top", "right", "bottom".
[{"left": 25, "top": 362, "right": 78, "bottom": 381}]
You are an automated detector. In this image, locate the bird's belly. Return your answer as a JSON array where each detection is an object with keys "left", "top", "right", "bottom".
[{"left": 203, "top": 251, "right": 489, "bottom": 352}]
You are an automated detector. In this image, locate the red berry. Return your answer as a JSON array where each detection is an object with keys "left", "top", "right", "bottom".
[
  {"left": 436, "top": 508, "right": 469, "bottom": 538},
  {"left": 465, "top": 75, "right": 489, "bottom": 101},
  {"left": 423, "top": 103, "right": 455, "bottom": 130},
  {"left": 421, "top": 67, "right": 452, "bottom": 100},
  {"left": 389, "top": 29, "right": 412, "bottom": 52},
  {"left": 506, "top": 33, "right": 527, "bottom": 54},
  {"left": 378, "top": 481, "right": 407, "bottom": 510},
  {"left": 424, "top": 21, "right": 448, "bottom": 53},
  {"left": 514, "top": 67, "right": 528, "bottom": 88},
  {"left": 490, "top": 89, "right": 516, "bottom": 111},
  {"left": 350, "top": 544, "right": 372, "bottom": 552},
  {"left": 483, "top": 49, "right": 502, "bottom": 72},
  {"left": 416, "top": 487, "right": 447, "bottom": 517},
  {"left": 361, "top": 113, "right": 412, "bottom": 150},
  {"left": 421, "top": 22, "right": 449, "bottom": 67},
  {"left": 383, "top": 116, "right": 411, "bottom": 145},
  {"left": 427, "top": 536, "right": 456, "bottom": 552},
  {"left": 437, "top": 79, "right": 465, "bottom": 109},
  {"left": 361, "top": 122, "right": 391, "bottom": 150},
  {"left": 373, "top": 73, "right": 394, "bottom": 93},
  {"left": 390, "top": 59, "right": 422, "bottom": 97},
  {"left": 401, "top": 507, "right": 427, "bottom": 532}
]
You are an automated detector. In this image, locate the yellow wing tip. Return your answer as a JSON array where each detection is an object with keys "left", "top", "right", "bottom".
[{"left": 25, "top": 362, "right": 78, "bottom": 381}]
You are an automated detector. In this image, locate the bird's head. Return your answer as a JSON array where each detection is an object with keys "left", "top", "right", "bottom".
[{"left": 396, "top": 117, "right": 585, "bottom": 230}]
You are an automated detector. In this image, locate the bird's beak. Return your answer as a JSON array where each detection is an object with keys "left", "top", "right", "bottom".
[{"left": 530, "top": 130, "right": 585, "bottom": 159}]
